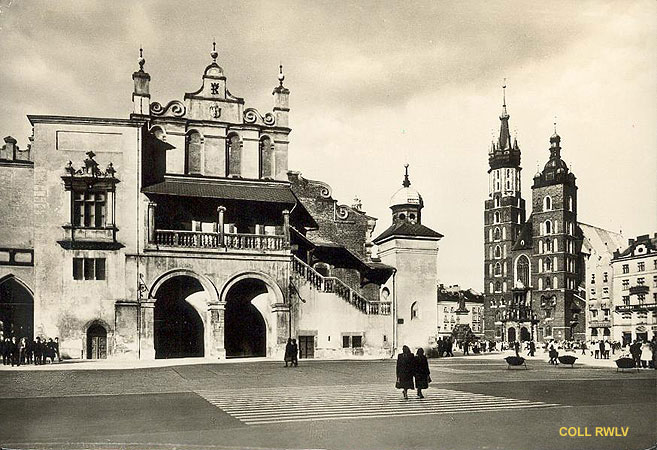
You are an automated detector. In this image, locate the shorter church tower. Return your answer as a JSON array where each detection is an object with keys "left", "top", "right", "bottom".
[
  {"left": 374, "top": 166, "right": 443, "bottom": 351},
  {"left": 531, "top": 129, "right": 584, "bottom": 341}
]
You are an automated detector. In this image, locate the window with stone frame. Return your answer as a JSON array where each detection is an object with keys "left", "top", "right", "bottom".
[
  {"left": 185, "top": 131, "right": 203, "bottom": 174},
  {"left": 259, "top": 136, "right": 275, "bottom": 179},
  {"left": 73, "top": 257, "right": 106, "bottom": 281},
  {"left": 638, "top": 261, "right": 645, "bottom": 272},
  {"left": 61, "top": 152, "right": 119, "bottom": 249},
  {"left": 73, "top": 191, "right": 106, "bottom": 228},
  {"left": 226, "top": 133, "right": 242, "bottom": 177},
  {"left": 622, "top": 296, "right": 630, "bottom": 306},
  {"left": 622, "top": 279, "right": 629, "bottom": 290},
  {"left": 622, "top": 264, "right": 629, "bottom": 274}
]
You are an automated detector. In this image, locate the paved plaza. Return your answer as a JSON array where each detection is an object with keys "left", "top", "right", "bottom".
[{"left": 0, "top": 353, "right": 655, "bottom": 450}]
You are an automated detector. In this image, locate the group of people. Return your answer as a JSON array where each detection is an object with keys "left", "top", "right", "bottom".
[
  {"left": 395, "top": 345, "right": 431, "bottom": 399},
  {"left": 283, "top": 338, "right": 299, "bottom": 367},
  {"left": 628, "top": 338, "right": 655, "bottom": 369},
  {"left": 1, "top": 336, "right": 61, "bottom": 367}
]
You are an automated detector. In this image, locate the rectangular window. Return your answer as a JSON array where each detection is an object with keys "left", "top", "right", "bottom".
[
  {"left": 622, "top": 279, "right": 629, "bottom": 290},
  {"left": 590, "top": 274, "right": 595, "bottom": 284},
  {"left": 351, "top": 336, "right": 362, "bottom": 348},
  {"left": 654, "top": 259, "right": 657, "bottom": 270},
  {"left": 603, "top": 272, "right": 608, "bottom": 283},
  {"left": 637, "top": 277, "right": 645, "bottom": 285},
  {"left": 342, "top": 336, "right": 350, "bottom": 348},
  {"left": 638, "top": 262, "right": 645, "bottom": 272},
  {"left": 591, "top": 310, "right": 598, "bottom": 318},
  {"left": 622, "top": 264, "right": 629, "bottom": 274},
  {"left": 73, "top": 258, "right": 83, "bottom": 280},
  {"left": 653, "top": 275, "right": 657, "bottom": 287},
  {"left": 73, "top": 191, "right": 107, "bottom": 228},
  {"left": 637, "top": 294, "right": 645, "bottom": 304},
  {"left": 622, "top": 296, "right": 630, "bottom": 306},
  {"left": 602, "top": 287, "right": 609, "bottom": 295},
  {"left": 73, "top": 257, "right": 106, "bottom": 281}
]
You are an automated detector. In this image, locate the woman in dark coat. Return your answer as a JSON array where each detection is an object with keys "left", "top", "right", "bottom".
[
  {"left": 414, "top": 348, "right": 430, "bottom": 398},
  {"left": 396, "top": 345, "right": 415, "bottom": 399},
  {"left": 284, "top": 338, "right": 293, "bottom": 367}
]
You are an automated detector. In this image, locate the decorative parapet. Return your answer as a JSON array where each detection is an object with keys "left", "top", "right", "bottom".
[
  {"left": 150, "top": 100, "right": 186, "bottom": 118},
  {"left": 243, "top": 108, "right": 276, "bottom": 126}
]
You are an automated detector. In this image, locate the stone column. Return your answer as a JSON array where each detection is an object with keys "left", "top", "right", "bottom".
[
  {"left": 217, "top": 206, "right": 226, "bottom": 247},
  {"left": 282, "top": 209, "right": 290, "bottom": 248},
  {"left": 208, "top": 302, "right": 226, "bottom": 359},
  {"left": 147, "top": 202, "right": 157, "bottom": 244},
  {"left": 139, "top": 299, "right": 156, "bottom": 359}
]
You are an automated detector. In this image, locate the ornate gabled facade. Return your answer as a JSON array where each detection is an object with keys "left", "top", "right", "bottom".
[{"left": 0, "top": 46, "right": 400, "bottom": 360}]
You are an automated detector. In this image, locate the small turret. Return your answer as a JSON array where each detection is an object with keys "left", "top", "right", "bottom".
[
  {"left": 273, "top": 64, "right": 290, "bottom": 128},
  {"left": 132, "top": 47, "right": 151, "bottom": 115},
  {"left": 390, "top": 164, "right": 423, "bottom": 225}
]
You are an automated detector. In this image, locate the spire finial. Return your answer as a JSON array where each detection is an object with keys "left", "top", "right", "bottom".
[
  {"left": 402, "top": 163, "right": 411, "bottom": 188},
  {"left": 501, "top": 78, "right": 508, "bottom": 116},
  {"left": 553, "top": 116, "right": 557, "bottom": 133},
  {"left": 278, "top": 64, "right": 285, "bottom": 87},
  {"left": 138, "top": 46, "right": 145, "bottom": 71},
  {"left": 210, "top": 39, "right": 218, "bottom": 62}
]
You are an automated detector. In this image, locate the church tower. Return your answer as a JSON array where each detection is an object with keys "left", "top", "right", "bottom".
[
  {"left": 373, "top": 165, "right": 442, "bottom": 352},
  {"left": 530, "top": 129, "right": 584, "bottom": 341},
  {"left": 483, "top": 86, "right": 526, "bottom": 340}
]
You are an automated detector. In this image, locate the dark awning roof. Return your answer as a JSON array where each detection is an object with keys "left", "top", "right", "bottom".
[
  {"left": 373, "top": 221, "right": 443, "bottom": 245},
  {"left": 142, "top": 176, "right": 297, "bottom": 205}
]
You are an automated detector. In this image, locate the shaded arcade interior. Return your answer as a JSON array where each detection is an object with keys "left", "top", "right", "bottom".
[
  {"left": 154, "top": 276, "right": 205, "bottom": 359},
  {"left": 224, "top": 278, "right": 268, "bottom": 358},
  {"left": 0, "top": 276, "right": 33, "bottom": 340}
]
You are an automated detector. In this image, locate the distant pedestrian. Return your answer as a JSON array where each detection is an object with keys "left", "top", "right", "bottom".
[
  {"left": 529, "top": 341, "right": 536, "bottom": 357},
  {"left": 514, "top": 341, "right": 520, "bottom": 357},
  {"left": 396, "top": 345, "right": 415, "bottom": 399},
  {"left": 463, "top": 341, "right": 470, "bottom": 356},
  {"left": 54, "top": 337, "right": 61, "bottom": 362},
  {"left": 414, "top": 348, "right": 430, "bottom": 399},
  {"left": 445, "top": 337, "right": 454, "bottom": 357},
  {"left": 548, "top": 344, "right": 559, "bottom": 365},
  {"left": 291, "top": 339, "right": 298, "bottom": 367},
  {"left": 650, "top": 336, "right": 657, "bottom": 370},
  {"left": 630, "top": 340, "right": 642, "bottom": 368},
  {"left": 34, "top": 337, "right": 43, "bottom": 365},
  {"left": 284, "top": 338, "right": 293, "bottom": 367}
]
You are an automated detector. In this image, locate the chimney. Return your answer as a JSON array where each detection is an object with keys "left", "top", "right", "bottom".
[{"left": 628, "top": 238, "right": 635, "bottom": 246}]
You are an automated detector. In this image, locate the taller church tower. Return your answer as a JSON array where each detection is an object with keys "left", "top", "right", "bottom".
[{"left": 483, "top": 87, "right": 527, "bottom": 340}]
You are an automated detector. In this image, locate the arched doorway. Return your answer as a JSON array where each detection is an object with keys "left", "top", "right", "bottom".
[
  {"left": 0, "top": 276, "right": 33, "bottom": 340},
  {"left": 507, "top": 327, "right": 516, "bottom": 342},
  {"left": 224, "top": 278, "right": 268, "bottom": 358},
  {"left": 154, "top": 275, "right": 205, "bottom": 359},
  {"left": 87, "top": 323, "right": 107, "bottom": 359},
  {"left": 520, "top": 326, "right": 530, "bottom": 342}
]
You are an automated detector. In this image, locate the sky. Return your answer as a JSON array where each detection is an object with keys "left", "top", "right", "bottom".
[{"left": 1, "top": 0, "right": 655, "bottom": 290}]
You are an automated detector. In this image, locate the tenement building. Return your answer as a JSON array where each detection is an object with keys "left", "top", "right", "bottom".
[
  {"left": 610, "top": 234, "right": 657, "bottom": 344},
  {"left": 482, "top": 89, "right": 621, "bottom": 344},
  {"left": 436, "top": 285, "right": 484, "bottom": 339},
  {"left": 580, "top": 224, "right": 624, "bottom": 342},
  {"left": 0, "top": 47, "right": 443, "bottom": 360}
]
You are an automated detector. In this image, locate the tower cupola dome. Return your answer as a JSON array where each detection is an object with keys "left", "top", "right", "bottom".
[{"left": 390, "top": 164, "right": 423, "bottom": 224}]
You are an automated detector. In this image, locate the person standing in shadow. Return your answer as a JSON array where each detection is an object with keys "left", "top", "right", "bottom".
[
  {"left": 291, "top": 338, "right": 299, "bottom": 367},
  {"left": 414, "top": 348, "right": 431, "bottom": 399},
  {"left": 284, "top": 338, "right": 293, "bottom": 367},
  {"left": 396, "top": 345, "right": 415, "bottom": 399}
]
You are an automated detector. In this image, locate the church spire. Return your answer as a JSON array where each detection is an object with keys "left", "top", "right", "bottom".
[{"left": 498, "top": 80, "right": 511, "bottom": 150}]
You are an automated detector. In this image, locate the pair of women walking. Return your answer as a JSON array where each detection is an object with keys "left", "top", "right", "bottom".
[{"left": 395, "top": 345, "right": 431, "bottom": 399}]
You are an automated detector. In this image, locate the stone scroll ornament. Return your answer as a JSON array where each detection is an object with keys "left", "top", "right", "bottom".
[
  {"left": 335, "top": 204, "right": 350, "bottom": 220},
  {"left": 150, "top": 100, "right": 186, "bottom": 117},
  {"left": 243, "top": 108, "right": 276, "bottom": 126}
]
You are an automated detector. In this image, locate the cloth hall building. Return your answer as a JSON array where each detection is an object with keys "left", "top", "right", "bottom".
[{"left": 0, "top": 47, "right": 444, "bottom": 360}]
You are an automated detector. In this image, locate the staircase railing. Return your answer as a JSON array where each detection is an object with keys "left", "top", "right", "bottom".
[{"left": 291, "top": 255, "right": 391, "bottom": 315}]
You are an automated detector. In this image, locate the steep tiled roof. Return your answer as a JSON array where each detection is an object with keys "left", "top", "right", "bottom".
[
  {"left": 579, "top": 222, "right": 625, "bottom": 256},
  {"left": 512, "top": 219, "right": 534, "bottom": 250},
  {"left": 372, "top": 221, "right": 443, "bottom": 244}
]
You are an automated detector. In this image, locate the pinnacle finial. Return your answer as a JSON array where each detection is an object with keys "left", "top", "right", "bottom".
[
  {"left": 501, "top": 78, "right": 508, "bottom": 116},
  {"left": 211, "top": 39, "right": 218, "bottom": 62},
  {"left": 138, "top": 46, "right": 145, "bottom": 71},
  {"left": 278, "top": 64, "right": 285, "bottom": 86},
  {"left": 402, "top": 163, "right": 411, "bottom": 188}
]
